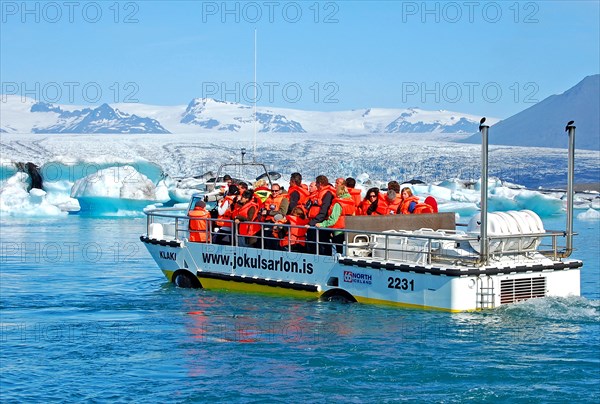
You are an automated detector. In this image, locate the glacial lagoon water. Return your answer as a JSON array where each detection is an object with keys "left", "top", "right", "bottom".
[{"left": 0, "top": 214, "right": 598, "bottom": 402}]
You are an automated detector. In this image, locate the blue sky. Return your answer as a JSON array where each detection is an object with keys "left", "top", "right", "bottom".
[{"left": 1, "top": 0, "right": 599, "bottom": 118}]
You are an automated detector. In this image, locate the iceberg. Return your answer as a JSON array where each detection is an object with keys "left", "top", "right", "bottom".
[
  {"left": 71, "top": 165, "right": 170, "bottom": 216},
  {"left": 577, "top": 208, "right": 600, "bottom": 221},
  {"left": 0, "top": 172, "right": 67, "bottom": 217}
]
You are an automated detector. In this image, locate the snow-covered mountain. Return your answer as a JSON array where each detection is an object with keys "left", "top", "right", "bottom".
[
  {"left": 179, "top": 98, "right": 306, "bottom": 133},
  {"left": 462, "top": 75, "right": 599, "bottom": 150},
  {"left": 1, "top": 95, "right": 490, "bottom": 136},
  {"left": 31, "top": 102, "right": 170, "bottom": 134},
  {"left": 0, "top": 98, "right": 170, "bottom": 134}
]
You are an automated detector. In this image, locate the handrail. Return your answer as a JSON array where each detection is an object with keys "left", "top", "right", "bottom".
[{"left": 143, "top": 208, "right": 573, "bottom": 264}]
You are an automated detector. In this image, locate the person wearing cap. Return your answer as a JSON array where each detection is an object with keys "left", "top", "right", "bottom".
[{"left": 188, "top": 200, "right": 210, "bottom": 242}]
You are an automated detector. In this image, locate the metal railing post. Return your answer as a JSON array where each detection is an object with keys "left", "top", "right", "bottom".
[{"left": 479, "top": 118, "right": 489, "bottom": 266}]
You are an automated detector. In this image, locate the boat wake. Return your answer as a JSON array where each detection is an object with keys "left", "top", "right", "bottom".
[{"left": 497, "top": 296, "right": 600, "bottom": 323}]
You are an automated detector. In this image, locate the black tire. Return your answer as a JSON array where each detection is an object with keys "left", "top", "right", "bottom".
[
  {"left": 320, "top": 289, "right": 357, "bottom": 303},
  {"left": 172, "top": 270, "right": 202, "bottom": 289}
]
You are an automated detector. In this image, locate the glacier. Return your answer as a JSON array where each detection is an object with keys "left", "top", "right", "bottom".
[{"left": 0, "top": 132, "right": 598, "bottom": 218}]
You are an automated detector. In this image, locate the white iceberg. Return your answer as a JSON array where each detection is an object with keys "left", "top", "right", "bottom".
[
  {"left": 0, "top": 172, "right": 67, "bottom": 217},
  {"left": 71, "top": 165, "right": 170, "bottom": 216}
]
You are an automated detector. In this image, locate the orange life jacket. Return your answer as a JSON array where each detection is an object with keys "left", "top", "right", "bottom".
[
  {"left": 347, "top": 187, "right": 362, "bottom": 208},
  {"left": 376, "top": 194, "right": 402, "bottom": 215},
  {"left": 233, "top": 200, "right": 260, "bottom": 236},
  {"left": 288, "top": 184, "right": 309, "bottom": 215},
  {"left": 216, "top": 195, "right": 235, "bottom": 227},
  {"left": 262, "top": 193, "right": 289, "bottom": 222},
  {"left": 412, "top": 203, "right": 435, "bottom": 214},
  {"left": 328, "top": 197, "right": 356, "bottom": 229},
  {"left": 288, "top": 184, "right": 310, "bottom": 208},
  {"left": 188, "top": 208, "right": 210, "bottom": 242},
  {"left": 278, "top": 215, "right": 309, "bottom": 248},
  {"left": 357, "top": 199, "right": 372, "bottom": 216},
  {"left": 399, "top": 195, "right": 421, "bottom": 214},
  {"left": 307, "top": 185, "right": 336, "bottom": 220}
]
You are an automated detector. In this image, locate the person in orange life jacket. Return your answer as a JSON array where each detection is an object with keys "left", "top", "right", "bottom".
[
  {"left": 217, "top": 184, "right": 239, "bottom": 220},
  {"left": 398, "top": 187, "right": 420, "bottom": 214},
  {"left": 305, "top": 181, "right": 319, "bottom": 219},
  {"left": 316, "top": 184, "right": 355, "bottom": 254},
  {"left": 273, "top": 207, "right": 310, "bottom": 253},
  {"left": 220, "top": 174, "right": 233, "bottom": 194},
  {"left": 345, "top": 177, "right": 363, "bottom": 209},
  {"left": 374, "top": 180, "right": 402, "bottom": 215},
  {"left": 361, "top": 187, "right": 380, "bottom": 215},
  {"left": 237, "top": 181, "right": 248, "bottom": 195},
  {"left": 188, "top": 200, "right": 210, "bottom": 242},
  {"left": 335, "top": 177, "right": 345, "bottom": 187},
  {"left": 306, "top": 175, "right": 336, "bottom": 255},
  {"left": 212, "top": 184, "right": 240, "bottom": 245},
  {"left": 287, "top": 172, "right": 309, "bottom": 214},
  {"left": 261, "top": 184, "right": 289, "bottom": 222},
  {"left": 261, "top": 184, "right": 290, "bottom": 249},
  {"left": 397, "top": 190, "right": 436, "bottom": 214},
  {"left": 375, "top": 189, "right": 403, "bottom": 215},
  {"left": 233, "top": 190, "right": 260, "bottom": 247}
]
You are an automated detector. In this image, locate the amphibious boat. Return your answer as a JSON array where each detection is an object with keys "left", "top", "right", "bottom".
[{"left": 140, "top": 121, "right": 583, "bottom": 312}]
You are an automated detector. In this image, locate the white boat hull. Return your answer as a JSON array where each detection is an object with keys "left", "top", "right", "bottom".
[{"left": 141, "top": 237, "right": 581, "bottom": 312}]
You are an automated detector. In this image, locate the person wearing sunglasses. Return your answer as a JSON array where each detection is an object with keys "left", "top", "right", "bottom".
[
  {"left": 261, "top": 184, "right": 289, "bottom": 223},
  {"left": 358, "top": 187, "right": 380, "bottom": 215}
]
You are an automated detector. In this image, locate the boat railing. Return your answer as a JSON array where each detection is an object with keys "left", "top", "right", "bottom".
[{"left": 143, "top": 208, "right": 572, "bottom": 265}]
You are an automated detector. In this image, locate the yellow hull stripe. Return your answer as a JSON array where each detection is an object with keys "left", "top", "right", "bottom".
[
  {"left": 197, "top": 276, "right": 319, "bottom": 299},
  {"left": 161, "top": 269, "right": 469, "bottom": 312},
  {"left": 354, "top": 295, "right": 463, "bottom": 313}
]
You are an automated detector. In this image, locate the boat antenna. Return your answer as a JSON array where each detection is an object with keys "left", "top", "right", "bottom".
[
  {"left": 479, "top": 117, "right": 489, "bottom": 266},
  {"left": 253, "top": 28, "right": 257, "bottom": 162}
]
